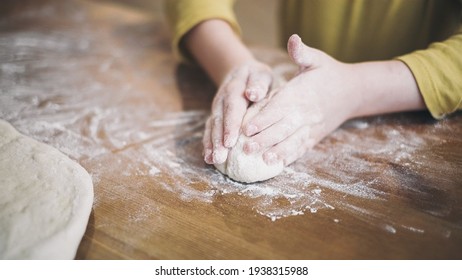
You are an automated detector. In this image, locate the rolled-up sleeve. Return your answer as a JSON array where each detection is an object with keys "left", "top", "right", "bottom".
[
  {"left": 397, "top": 26, "right": 462, "bottom": 119},
  {"left": 165, "top": 0, "right": 241, "bottom": 63}
]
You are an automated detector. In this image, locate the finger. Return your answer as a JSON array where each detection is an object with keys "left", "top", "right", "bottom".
[
  {"left": 243, "top": 94, "right": 287, "bottom": 137},
  {"left": 263, "top": 126, "right": 317, "bottom": 166},
  {"left": 213, "top": 65, "right": 246, "bottom": 113},
  {"left": 287, "top": 34, "right": 322, "bottom": 69},
  {"left": 211, "top": 115, "right": 228, "bottom": 164},
  {"left": 221, "top": 79, "right": 248, "bottom": 148},
  {"left": 245, "top": 67, "right": 272, "bottom": 102},
  {"left": 243, "top": 114, "right": 301, "bottom": 154},
  {"left": 202, "top": 117, "right": 213, "bottom": 164},
  {"left": 208, "top": 89, "right": 226, "bottom": 162}
]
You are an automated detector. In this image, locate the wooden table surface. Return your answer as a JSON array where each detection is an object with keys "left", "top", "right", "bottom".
[{"left": 1, "top": 0, "right": 461, "bottom": 259}]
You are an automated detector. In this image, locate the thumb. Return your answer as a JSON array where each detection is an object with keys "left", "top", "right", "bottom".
[{"left": 287, "top": 34, "right": 321, "bottom": 69}]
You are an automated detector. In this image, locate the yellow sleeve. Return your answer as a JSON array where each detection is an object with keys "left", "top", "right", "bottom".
[
  {"left": 398, "top": 26, "right": 462, "bottom": 119},
  {"left": 165, "top": 0, "right": 241, "bottom": 63}
]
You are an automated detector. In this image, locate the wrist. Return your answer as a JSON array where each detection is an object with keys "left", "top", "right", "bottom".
[
  {"left": 331, "top": 63, "right": 365, "bottom": 120},
  {"left": 185, "top": 19, "right": 254, "bottom": 85},
  {"left": 349, "top": 60, "right": 425, "bottom": 118}
]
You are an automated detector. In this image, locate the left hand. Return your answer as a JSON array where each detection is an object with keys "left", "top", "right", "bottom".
[{"left": 241, "top": 34, "right": 362, "bottom": 166}]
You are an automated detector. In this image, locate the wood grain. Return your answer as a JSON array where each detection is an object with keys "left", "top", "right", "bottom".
[{"left": 1, "top": 0, "right": 461, "bottom": 260}]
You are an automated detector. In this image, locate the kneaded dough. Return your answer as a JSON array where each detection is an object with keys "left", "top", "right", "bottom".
[
  {"left": 0, "top": 119, "right": 94, "bottom": 259},
  {"left": 215, "top": 103, "right": 284, "bottom": 183}
]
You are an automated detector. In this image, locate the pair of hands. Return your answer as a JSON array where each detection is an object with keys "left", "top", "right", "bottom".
[{"left": 203, "top": 34, "right": 358, "bottom": 166}]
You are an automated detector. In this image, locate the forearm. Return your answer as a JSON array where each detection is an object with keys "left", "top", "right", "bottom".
[
  {"left": 184, "top": 19, "right": 254, "bottom": 85},
  {"left": 351, "top": 60, "right": 426, "bottom": 118}
]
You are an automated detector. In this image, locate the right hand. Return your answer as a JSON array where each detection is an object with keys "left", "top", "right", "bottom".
[{"left": 203, "top": 59, "right": 273, "bottom": 164}]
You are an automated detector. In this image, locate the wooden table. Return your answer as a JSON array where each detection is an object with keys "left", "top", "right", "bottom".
[{"left": 1, "top": 0, "right": 461, "bottom": 259}]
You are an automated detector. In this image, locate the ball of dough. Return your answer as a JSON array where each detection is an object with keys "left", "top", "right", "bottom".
[
  {"left": 215, "top": 136, "right": 284, "bottom": 183},
  {"left": 214, "top": 103, "right": 284, "bottom": 183}
]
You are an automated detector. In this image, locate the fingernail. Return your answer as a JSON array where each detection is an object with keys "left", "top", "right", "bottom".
[
  {"left": 247, "top": 90, "right": 258, "bottom": 101},
  {"left": 244, "top": 141, "right": 259, "bottom": 154},
  {"left": 264, "top": 152, "right": 278, "bottom": 165},
  {"left": 213, "top": 149, "right": 227, "bottom": 164},
  {"left": 204, "top": 149, "right": 213, "bottom": 164},
  {"left": 224, "top": 134, "right": 237, "bottom": 148},
  {"left": 245, "top": 124, "right": 258, "bottom": 136}
]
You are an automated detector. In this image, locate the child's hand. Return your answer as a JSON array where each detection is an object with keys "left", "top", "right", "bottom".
[
  {"left": 203, "top": 60, "right": 273, "bottom": 164},
  {"left": 242, "top": 35, "right": 360, "bottom": 166}
]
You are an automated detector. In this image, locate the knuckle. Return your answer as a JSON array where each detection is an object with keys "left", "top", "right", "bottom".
[
  {"left": 224, "top": 80, "right": 241, "bottom": 95},
  {"left": 223, "top": 101, "right": 233, "bottom": 114},
  {"left": 250, "top": 70, "right": 271, "bottom": 85},
  {"left": 212, "top": 138, "right": 221, "bottom": 146},
  {"left": 211, "top": 95, "right": 224, "bottom": 110},
  {"left": 212, "top": 115, "right": 222, "bottom": 126}
]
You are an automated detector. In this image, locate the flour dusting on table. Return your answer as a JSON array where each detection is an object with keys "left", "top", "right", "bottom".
[{"left": 1, "top": 3, "right": 461, "bottom": 239}]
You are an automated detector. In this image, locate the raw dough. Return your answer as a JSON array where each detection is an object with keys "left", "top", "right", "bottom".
[
  {"left": 215, "top": 103, "right": 284, "bottom": 183},
  {"left": 0, "top": 119, "right": 93, "bottom": 259}
]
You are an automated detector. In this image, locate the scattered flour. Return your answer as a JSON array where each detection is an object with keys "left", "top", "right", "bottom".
[{"left": 1, "top": 6, "right": 461, "bottom": 238}]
